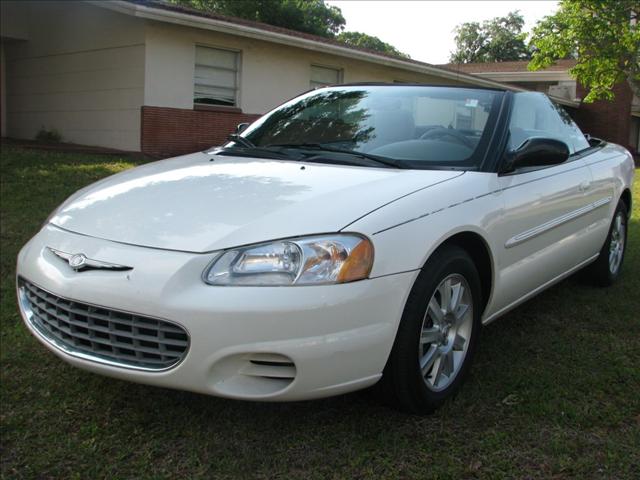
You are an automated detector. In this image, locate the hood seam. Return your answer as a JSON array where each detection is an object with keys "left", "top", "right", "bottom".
[{"left": 339, "top": 171, "right": 466, "bottom": 232}]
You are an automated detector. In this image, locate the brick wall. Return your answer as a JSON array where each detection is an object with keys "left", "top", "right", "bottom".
[
  {"left": 571, "top": 82, "right": 633, "bottom": 151},
  {"left": 141, "top": 106, "right": 261, "bottom": 157}
]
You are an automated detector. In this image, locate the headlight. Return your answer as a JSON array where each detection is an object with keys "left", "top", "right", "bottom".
[{"left": 203, "top": 234, "right": 374, "bottom": 286}]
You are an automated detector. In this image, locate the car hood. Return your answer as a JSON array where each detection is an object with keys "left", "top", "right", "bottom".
[{"left": 50, "top": 152, "right": 463, "bottom": 253}]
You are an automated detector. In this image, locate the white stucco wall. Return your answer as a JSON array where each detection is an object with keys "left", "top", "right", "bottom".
[
  {"left": 3, "top": 1, "right": 145, "bottom": 150},
  {"left": 144, "top": 21, "right": 464, "bottom": 115}
]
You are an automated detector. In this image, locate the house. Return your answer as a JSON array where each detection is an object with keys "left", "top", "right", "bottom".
[
  {"left": 0, "top": 0, "right": 557, "bottom": 157},
  {"left": 3, "top": 0, "right": 625, "bottom": 159},
  {"left": 441, "top": 60, "right": 640, "bottom": 155}
]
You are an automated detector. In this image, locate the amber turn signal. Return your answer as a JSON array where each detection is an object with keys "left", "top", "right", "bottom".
[{"left": 337, "top": 238, "right": 374, "bottom": 283}]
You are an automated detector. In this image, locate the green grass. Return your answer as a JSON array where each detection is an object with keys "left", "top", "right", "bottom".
[{"left": 1, "top": 145, "right": 639, "bottom": 479}]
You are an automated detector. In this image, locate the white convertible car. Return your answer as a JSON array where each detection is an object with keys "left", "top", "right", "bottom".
[{"left": 17, "top": 85, "right": 634, "bottom": 413}]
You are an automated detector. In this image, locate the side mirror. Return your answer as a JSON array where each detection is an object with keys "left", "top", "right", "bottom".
[
  {"left": 503, "top": 138, "right": 570, "bottom": 173},
  {"left": 236, "top": 123, "right": 250, "bottom": 134}
]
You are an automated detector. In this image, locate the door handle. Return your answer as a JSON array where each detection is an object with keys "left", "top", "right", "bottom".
[{"left": 578, "top": 181, "right": 591, "bottom": 192}]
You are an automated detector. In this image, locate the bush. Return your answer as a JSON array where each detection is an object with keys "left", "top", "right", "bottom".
[{"left": 35, "top": 127, "right": 63, "bottom": 143}]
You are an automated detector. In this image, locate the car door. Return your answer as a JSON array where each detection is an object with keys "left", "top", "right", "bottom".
[{"left": 491, "top": 93, "right": 600, "bottom": 313}]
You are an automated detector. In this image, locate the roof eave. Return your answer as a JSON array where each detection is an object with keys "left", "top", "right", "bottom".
[{"left": 471, "top": 71, "right": 574, "bottom": 82}]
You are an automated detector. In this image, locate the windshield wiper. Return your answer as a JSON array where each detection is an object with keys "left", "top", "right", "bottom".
[
  {"left": 217, "top": 141, "right": 405, "bottom": 168},
  {"left": 220, "top": 135, "right": 307, "bottom": 160},
  {"left": 219, "top": 135, "right": 299, "bottom": 159},
  {"left": 214, "top": 145, "right": 303, "bottom": 161},
  {"left": 264, "top": 143, "right": 405, "bottom": 169},
  {"left": 227, "top": 133, "right": 255, "bottom": 148}
]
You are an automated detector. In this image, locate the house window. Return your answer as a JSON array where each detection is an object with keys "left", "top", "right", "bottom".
[
  {"left": 310, "top": 65, "right": 342, "bottom": 88},
  {"left": 194, "top": 46, "right": 239, "bottom": 107}
]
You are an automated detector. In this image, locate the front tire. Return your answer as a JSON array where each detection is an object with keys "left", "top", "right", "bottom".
[
  {"left": 584, "top": 201, "right": 628, "bottom": 287},
  {"left": 381, "top": 245, "right": 482, "bottom": 414}
]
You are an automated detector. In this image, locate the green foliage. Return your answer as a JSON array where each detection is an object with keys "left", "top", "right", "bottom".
[
  {"left": 170, "top": 0, "right": 407, "bottom": 58},
  {"left": 450, "top": 11, "right": 531, "bottom": 63},
  {"left": 336, "top": 31, "right": 410, "bottom": 58},
  {"left": 35, "top": 127, "right": 62, "bottom": 143},
  {"left": 169, "top": 0, "right": 345, "bottom": 37},
  {"left": 529, "top": 0, "right": 640, "bottom": 102}
]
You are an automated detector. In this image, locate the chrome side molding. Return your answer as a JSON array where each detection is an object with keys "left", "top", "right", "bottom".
[{"left": 505, "top": 196, "right": 612, "bottom": 248}]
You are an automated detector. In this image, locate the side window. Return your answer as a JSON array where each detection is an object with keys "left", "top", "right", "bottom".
[
  {"left": 194, "top": 46, "right": 239, "bottom": 107},
  {"left": 508, "top": 92, "right": 589, "bottom": 154},
  {"left": 310, "top": 65, "right": 342, "bottom": 89}
]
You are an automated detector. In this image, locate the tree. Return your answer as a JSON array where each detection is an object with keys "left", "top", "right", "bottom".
[
  {"left": 170, "top": 0, "right": 407, "bottom": 58},
  {"left": 169, "top": 0, "right": 345, "bottom": 38},
  {"left": 529, "top": 0, "right": 640, "bottom": 102},
  {"left": 336, "top": 31, "right": 410, "bottom": 58},
  {"left": 449, "top": 11, "right": 532, "bottom": 63}
]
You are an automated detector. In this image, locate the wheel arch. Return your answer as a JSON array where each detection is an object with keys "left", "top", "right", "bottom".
[
  {"left": 620, "top": 188, "right": 632, "bottom": 219},
  {"left": 427, "top": 230, "right": 495, "bottom": 316}
]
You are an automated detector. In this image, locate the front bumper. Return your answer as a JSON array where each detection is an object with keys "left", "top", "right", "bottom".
[{"left": 17, "top": 225, "right": 416, "bottom": 401}]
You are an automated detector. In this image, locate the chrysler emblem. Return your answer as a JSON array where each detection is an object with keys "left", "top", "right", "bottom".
[
  {"left": 47, "top": 247, "right": 133, "bottom": 272},
  {"left": 68, "top": 254, "right": 87, "bottom": 269}
]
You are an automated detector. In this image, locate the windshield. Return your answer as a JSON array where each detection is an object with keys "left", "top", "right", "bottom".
[{"left": 228, "top": 85, "right": 502, "bottom": 169}]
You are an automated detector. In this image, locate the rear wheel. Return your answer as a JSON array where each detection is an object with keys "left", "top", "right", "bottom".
[
  {"left": 584, "top": 201, "right": 628, "bottom": 286},
  {"left": 381, "top": 245, "right": 482, "bottom": 413}
]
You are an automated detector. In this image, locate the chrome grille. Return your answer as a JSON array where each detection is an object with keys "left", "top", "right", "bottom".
[{"left": 18, "top": 279, "right": 189, "bottom": 371}]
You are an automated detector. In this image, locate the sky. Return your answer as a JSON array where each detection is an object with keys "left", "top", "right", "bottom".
[{"left": 326, "top": 1, "right": 559, "bottom": 65}]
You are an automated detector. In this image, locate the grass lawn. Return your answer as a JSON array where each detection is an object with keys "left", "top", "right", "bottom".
[{"left": 1, "top": 145, "right": 639, "bottom": 479}]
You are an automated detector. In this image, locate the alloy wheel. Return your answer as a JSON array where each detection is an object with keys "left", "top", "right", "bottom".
[
  {"left": 609, "top": 212, "right": 625, "bottom": 274},
  {"left": 418, "top": 274, "right": 474, "bottom": 392}
]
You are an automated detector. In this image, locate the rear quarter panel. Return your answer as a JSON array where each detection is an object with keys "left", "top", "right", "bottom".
[{"left": 583, "top": 143, "right": 635, "bottom": 221}]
